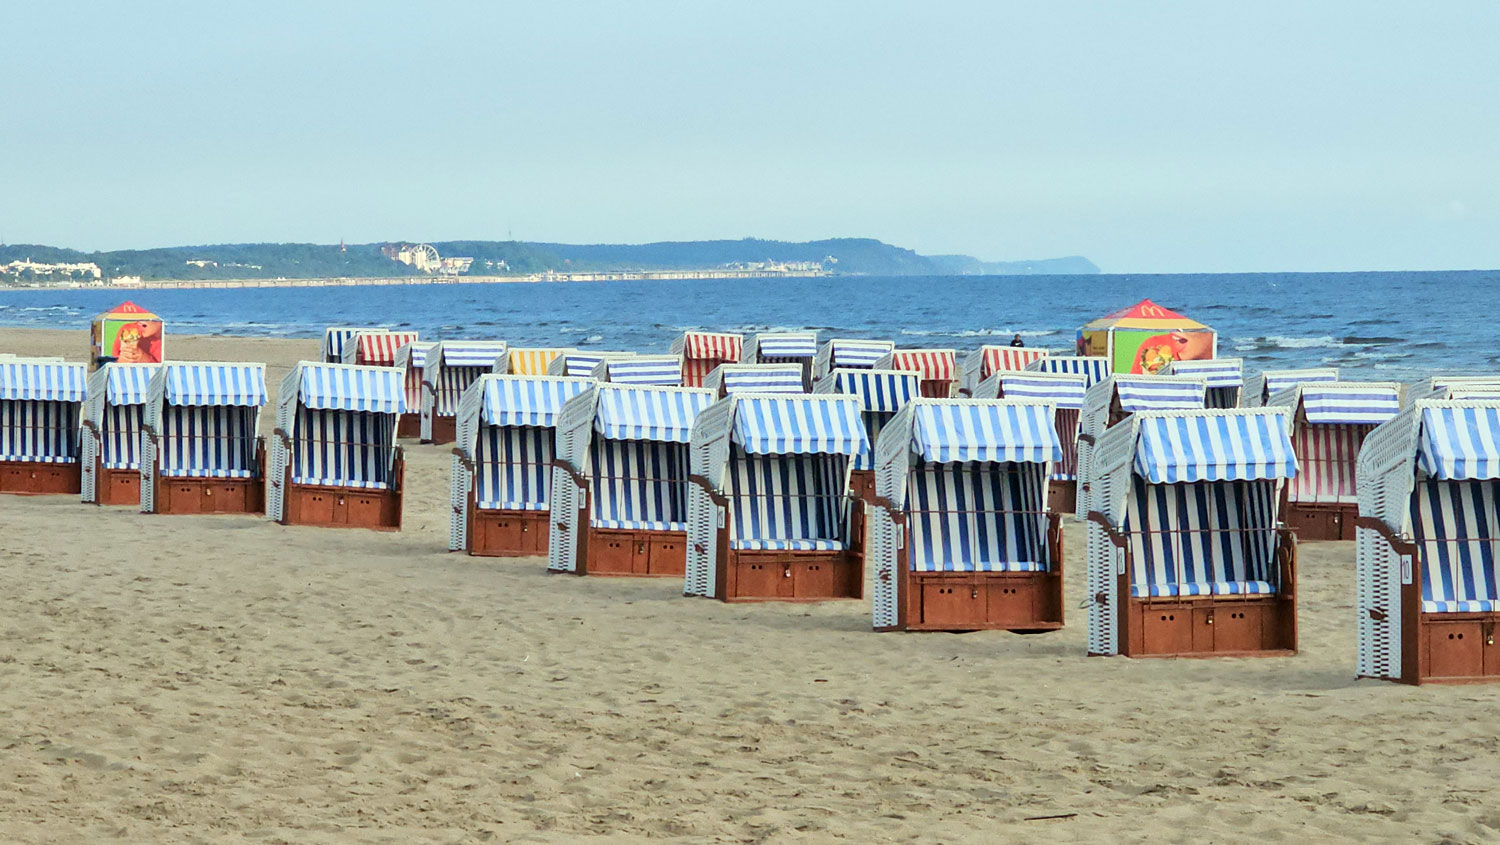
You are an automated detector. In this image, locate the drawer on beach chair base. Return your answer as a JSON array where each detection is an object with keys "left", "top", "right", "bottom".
[
  {"left": 899, "top": 570, "right": 1064, "bottom": 632},
  {"left": 280, "top": 480, "right": 403, "bottom": 530},
  {"left": 397, "top": 412, "right": 422, "bottom": 440},
  {"left": 716, "top": 548, "right": 864, "bottom": 602},
  {"left": 1285, "top": 501, "right": 1356, "bottom": 541},
  {"left": 424, "top": 414, "right": 458, "bottom": 446},
  {"left": 468, "top": 507, "right": 550, "bottom": 557},
  {"left": 581, "top": 526, "right": 688, "bottom": 577},
  {"left": 1122, "top": 593, "right": 1297, "bottom": 657},
  {"left": 1047, "top": 479, "right": 1077, "bottom": 516},
  {"left": 95, "top": 466, "right": 142, "bottom": 505},
  {"left": 1409, "top": 611, "right": 1500, "bottom": 684},
  {"left": 0, "top": 460, "right": 82, "bottom": 495},
  {"left": 152, "top": 475, "right": 265, "bottom": 515}
]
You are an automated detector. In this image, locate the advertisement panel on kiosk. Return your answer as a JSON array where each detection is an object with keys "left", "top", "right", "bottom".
[{"left": 1076, "top": 299, "right": 1215, "bottom": 375}]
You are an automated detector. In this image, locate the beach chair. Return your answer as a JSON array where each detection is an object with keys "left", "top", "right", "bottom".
[
  {"left": 684, "top": 394, "right": 868, "bottom": 602},
  {"left": 1163, "top": 357, "right": 1244, "bottom": 408},
  {"left": 140, "top": 362, "right": 268, "bottom": 515},
  {"left": 1266, "top": 381, "right": 1401, "bottom": 540},
  {"left": 1356, "top": 399, "right": 1500, "bottom": 683},
  {"left": 323, "top": 327, "right": 382, "bottom": 364},
  {"left": 1086, "top": 407, "right": 1299, "bottom": 657},
  {"left": 589, "top": 355, "right": 683, "bottom": 387},
  {"left": 508, "top": 347, "right": 573, "bottom": 376},
  {"left": 741, "top": 332, "right": 818, "bottom": 389},
  {"left": 341, "top": 329, "right": 421, "bottom": 367},
  {"left": 1242, "top": 367, "right": 1338, "bottom": 407},
  {"left": 703, "top": 363, "right": 807, "bottom": 398},
  {"left": 547, "top": 350, "right": 634, "bottom": 377},
  {"left": 421, "top": 341, "right": 510, "bottom": 444},
  {"left": 0, "top": 358, "right": 86, "bottom": 494},
  {"left": 1402, "top": 376, "right": 1500, "bottom": 409},
  {"left": 869, "top": 399, "right": 1065, "bottom": 631},
  {"left": 974, "top": 370, "right": 1087, "bottom": 514},
  {"left": 875, "top": 349, "right": 959, "bottom": 398},
  {"left": 450, "top": 375, "right": 593, "bottom": 556},
  {"left": 268, "top": 362, "right": 406, "bottom": 530},
  {"left": 812, "top": 338, "right": 896, "bottom": 380},
  {"left": 547, "top": 383, "right": 715, "bottom": 576},
  {"left": 1025, "top": 354, "right": 1111, "bottom": 388},
  {"left": 813, "top": 368, "right": 922, "bottom": 505},
  {"left": 958, "top": 346, "right": 1051, "bottom": 396},
  {"left": 394, "top": 341, "right": 436, "bottom": 439},
  {"left": 671, "top": 331, "right": 743, "bottom": 388},
  {"left": 81, "top": 363, "right": 160, "bottom": 505},
  {"left": 1075, "top": 375, "right": 1208, "bottom": 521}
]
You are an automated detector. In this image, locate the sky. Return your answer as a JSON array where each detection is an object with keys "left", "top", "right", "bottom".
[{"left": 2, "top": 1, "right": 1497, "bottom": 274}]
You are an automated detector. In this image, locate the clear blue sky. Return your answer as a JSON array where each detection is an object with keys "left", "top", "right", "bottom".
[{"left": 3, "top": 2, "right": 1496, "bottom": 273}]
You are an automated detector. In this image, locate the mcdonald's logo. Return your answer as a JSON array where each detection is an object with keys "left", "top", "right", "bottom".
[{"left": 1139, "top": 304, "right": 1167, "bottom": 317}]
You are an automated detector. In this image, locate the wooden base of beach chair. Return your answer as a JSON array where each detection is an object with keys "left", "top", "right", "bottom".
[
  {"left": 1284, "top": 502, "right": 1356, "bottom": 541},
  {"left": 0, "top": 461, "right": 82, "bottom": 495},
  {"left": 469, "top": 509, "right": 550, "bottom": 557},
  {"left": 1121, "top": 595, "right": 1297, "bottom": 657},
  {"left": 1047, "top": 479, "right": 1076, "bottom": 516},
  {"left": 716, "top": 550, "right": 864, "bottom": 602},
  {"left": 154, "top": 476, "right": 265, "bottom": 515},
  {"left": 425, "top": 415, "right": 457, "bottom": 446},
  {"left": 900, "top": 571, "right": 1065, "bottom": 632},
  {"left": 1408, "top": 612, "right": 1500, "bottom": 684},
  {"left": 397, "top": 413, "right": 421, "bottom": 440},
  {"left": 579, "top": 528, "right": 686, "bottom": 576},
  {"left": 281, "top": 483, "right": 403, "bottom": 530},
  {"left": 96, "top": 466, "right": 142, "bottom": 505}
]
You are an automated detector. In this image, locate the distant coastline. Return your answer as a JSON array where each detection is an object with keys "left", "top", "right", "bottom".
[{"left": 4, "top": 268, "right": 837, "bottom": 292}]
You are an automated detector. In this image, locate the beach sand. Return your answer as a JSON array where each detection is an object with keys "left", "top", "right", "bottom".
[{"left": 0, "top": 328, "right": 1495, "bottom": 843}]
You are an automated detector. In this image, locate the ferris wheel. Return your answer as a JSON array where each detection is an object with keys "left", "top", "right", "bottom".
[{"left": 412, "top": 243, "right": 440, "bottom": 271}]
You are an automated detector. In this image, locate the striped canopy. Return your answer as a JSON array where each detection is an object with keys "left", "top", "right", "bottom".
[
  {"left": 1418, "top": 405, "right": 1500, "bottom": 481},
  {"left": 1165, "top": 359, "right": 1242, "bottom": 388},
  {"left": 105, "top": 364, "right": 160, "bottom": 405},
  {"left": 756, "top": 333, "right": 817, "bottom": 357},
  {"left": 482, "top": 377, "right": 591, "bottom": 427},
  {"left": 561, "top": 351, "right": 625, "bottom": 377},
  {"left": 604, "top": 357, "right": 682, "bottom": 386},
  {"left": 982, "top": 346, "right": 1048, "bottom": 375},
  {"left": 298, "top": 364, "right": 406, "bottom": 413},
  {"left": 323, "top": 327, "right": 377, "bottom": 360},
  {"left": 594, "top": 386, "right": 711, "bottom": 443},
  {"left": 164, "top": 364, "right": 267, "bottom": 406},
  {"left": 440, "top": 341, "right": 509, "bottom": 367},
  {"left": 396, "top": 340, "right": 436, "bottom": 369},
  {"left": 1030, "top": 356, "right": 1111, "bottom": 387},
  {"left": 911, "top": 402, "right": 1061, "bottom": 464},
  {"left": 1116, "top": 379, "right": 1205, "bottom": 412},
  {"left": 825, "top": 369, "right": 920, "bottom": 413},
  {"left": 1134, "top": 413, "right": 1298, "bottom": 483},
  {"left": 0, "top": 360, "right": 87, "bottom": 402},
  {"left": 354, "top": 331, "right": 420, "bottom": 366},
  {"left": 998, "top": 374, "right": 1086, "bottom": 409},
  {"left": 720, "top": 365, "right": 804, "bottom": 394},
  {"left": 830, "top": 340, "right": 894, "bottom": 368},
  {"left": 682, "top": 332, "right": 742, "bottom": 360},
  {"left": 889, "top": 350, "right": 956, "bottom": 381},
  {"left": 1264, "top": 369, "right": 1337, "bottom": 396},
  {"left": 1301, "top": 385, "right": 1400, "bottom": 425},
  {"left": 732, "top": 396, "right": 868, "bottom": 456}
]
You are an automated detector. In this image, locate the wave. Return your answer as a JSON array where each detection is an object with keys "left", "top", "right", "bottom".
[{"left": 1234, "top": 335, "right": 1348, "bottom": 350}]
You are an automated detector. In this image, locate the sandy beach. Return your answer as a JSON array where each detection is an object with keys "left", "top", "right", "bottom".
[{"left": 0, "top": 328, "right": 1496, "bottom": 843}]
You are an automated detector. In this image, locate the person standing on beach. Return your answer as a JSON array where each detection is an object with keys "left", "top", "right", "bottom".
[{"left": 1009, "top": 333, "right": 1025, "bottom": 347}]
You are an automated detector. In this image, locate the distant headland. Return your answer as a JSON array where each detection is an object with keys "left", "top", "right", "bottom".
[{"left": 0, "top": 238, "right": 1099, "bottom": 288}]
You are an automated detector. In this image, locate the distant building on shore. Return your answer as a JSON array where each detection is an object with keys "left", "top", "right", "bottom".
[{"left": 1, "top": 258, "right": 102, "bottom": 280}]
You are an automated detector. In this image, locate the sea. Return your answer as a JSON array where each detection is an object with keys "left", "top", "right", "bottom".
[{"left": 0, "top": 270, "right": 1495, "bottom": 382}]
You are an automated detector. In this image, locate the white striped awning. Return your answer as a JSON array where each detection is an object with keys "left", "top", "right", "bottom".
[
  {"left": 1417, "top": 405, "right": 1500, "bottom": 480},
  {"left": 997, "top": 374, "right": 1086, "bottom": 409},
  {"left": 440, "top": 341, "right": 509, "bottom": 367},
  {"left": 105, "top": 364, "right": 160, "bottom": 405},
  {"left": 1116, "top": 380, "right": 1205, "bottom": 412},
  {"left": 911, "top": 403, "right": 1061, "bottom": 464},
  {"left": 826, "top": 370, "right": 920, "bottom": 413},
  {"left": 720, "top": 365, "right": 805, "bottom": 394},
  {"left": 889, "top": 350, "right": 957, "bottom": 381},
  {"left": 299, "top": 364, "right": 406, "bottom": 414},
  {"left": 0, "top": 360, "right": 87, "bottom": 402},
  {"left": 682, "top": 332, "right": 742, "bottom": 360},
  {"left": 732, "top": 396, "right": 868, "bottom": 456},
  {"left": 1134, "top": 412, "right": 1298, "bottom": 483},
  {"left": 1165, "top": 359, "right": 1242, "bottom": 388},
  {"left": 1264, "top": 369, "right": 1337, "bottom": 396},
  {"left": 164, "top": 364, "right": 267, "bottom": 406},
  {"left": 354, "top": 331, "right": 421, "bottom": 366},
  {"left": 482, "top": 377, "right": 591, "bottom": 427},
  {"left": 756, "top": 333, "right": 817, "bottom": 358},
  {"left": 830, "top": 340, "right": 895, "bottom": 368},
  {"left": 1302, "top": 385, "right": 1400, "bottom": 425},
  {"left": 561, "top": 351, "right": 624, "bottom": 377},
  {"left": 594, "top": 386, "right": 711, "bottom": 443},
  {"left": 396, "top": 340, "right": 436, "bottom": 369},
  {"left": 605, "top": 358, "right": 682, "bottom": 386},
  {"left": 1030, "top": 356, "right": 1111, "bottom": 387}
]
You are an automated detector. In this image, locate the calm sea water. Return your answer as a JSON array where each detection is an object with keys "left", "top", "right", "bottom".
[{"left": 0, "top": 270, "right": 1496, "bottom": 382}]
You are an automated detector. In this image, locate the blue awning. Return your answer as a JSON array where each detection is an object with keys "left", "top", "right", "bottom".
[
  {"left": 830, "top": 340, "right": 894, "bottom": 368},
  {"left": 756, "top": 333, "right": 817, "bottom": 358},
  {"left": 1167, "top": 359, "right": 1242, "bottom": 388},
  {"left": 1116, "top": 379, "right": 1205, "bottom": 413},
  {"left": 732, "top": 395, "right": 868, "bottom": 456},
  {"left": 165, "top": 363, "right": 267, "bottom": 406},
  {"left": 398, "top": 341, "right": 436, "bottom": 368},
  {"left": 105, "top": 364, "right": 160, "bottom": 405},
  {"left": 0, "top": 360, "right": 87, "bottom": 402},
  {"left": 482, "top": 377, "right": 591, "bottom": 427},
  {"left": 440, "top": 341, "right": 509, "bottom": 367},
  {"left": 1418, "top": 405, "right": 1500, "bottom": 480},
  {"left": 1302, "top": 385, "right": 1400, "bottom": 425},
  {"left": 605, "top": 358, "right": 682, "bottom": 386},
  {"left": 594, "top": 386, "right": 711, "bottom": 443},
  {"left": 299, "top": 364, "right": 406, "bottom": 413},
  {"left": 1031, "top": 356, "right": 1111, "bottom": 387},
  {"left": 826, "top": 369, "right": 920, "bottom": 413},
  {"left": 997, "top": 374, "right": 1087, "bottom": 410},
  {"left": 1264, "top": 369, "right": 1338, "bottom": 396},
  {"left": 911, "top": 402, "right": 1062, "bottom": 464},
  {"left": 1134, "top": 412, "right": 1298, "bottom": 483},
  {"left": 721, "top": 365, "right": 805, "bottom": 394}
]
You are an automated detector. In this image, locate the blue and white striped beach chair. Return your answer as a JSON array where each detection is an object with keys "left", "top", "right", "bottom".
[
  {"left": 1163, "top": 357, "right": 1243, "bottom": 409},
  {"left": 813, "top": 368, "right": 921, "bottom": 504},
  {"left": 703, "top": 363, "right": 807, "bottom": 398},
  {"left": 421, "top": 340, "right": 509, "bottom": 444},
  {"left": 741, "top": 332, "right": 818, "bottom": 389},
  {"left": 82, "top": 362, "right": 160, "bottom": 505},
  {"left": 141, "top": 362, "right": 268, "bottom": 515},
  {"left": 0, "top": 358, "right": 87, "bottom": 494},
  {"left": 1075, "top": 375, "right": 1208, "bottom": 522}
]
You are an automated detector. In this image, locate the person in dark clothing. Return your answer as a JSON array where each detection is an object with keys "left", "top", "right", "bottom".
[{"left": 1009, "top": 333, "right": 1025, "bottom": 348}]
